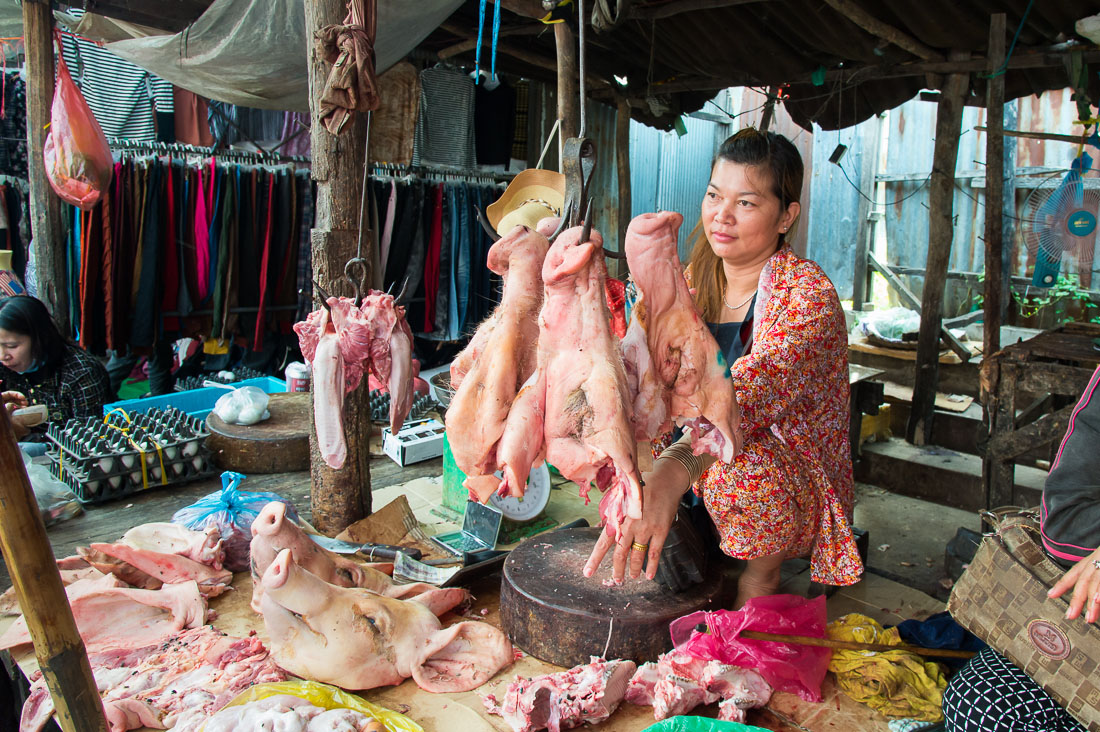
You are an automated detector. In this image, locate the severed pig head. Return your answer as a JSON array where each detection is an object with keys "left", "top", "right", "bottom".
[
  {"left": 260, "top": 550, "right": 514, "bottom": 693},
  {"left": 293, "top": 292, "right": 414, "bottom": 469}
]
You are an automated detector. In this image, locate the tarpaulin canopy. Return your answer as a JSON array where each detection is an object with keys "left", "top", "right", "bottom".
[{"left": 57, "top": 0, "right": 461, "bottom": 112}]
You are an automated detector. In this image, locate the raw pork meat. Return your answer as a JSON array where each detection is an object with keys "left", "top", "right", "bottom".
[
  {"left": 537, "top": 225, "right": 642, "bottom": 531},
  {"left": 625, "top": 649, "right": 771, "bottom": 721},
  {"left": 19, "top": 626, "right": 286, "bottom": 732},
  {"left": 446, "top": 225, "right": 549, "bottom": 500},
  {"left": 80, "top": 542, "right": 232, "bottom": 597},
  {"left": 0, "top": 576, "right": 207, "bottom": 655},
  {"left": 260, "top": 549, "right": 513, "bottom": 692},
  {"left": 0, "top": 557, "right": 104, "bottom": 616},
  {"left": 202, "top": 695, "right": 383, "bottom": 732},
  {"left": 622, "top": 211, "right": 743, "bottom": 462},
  {"left": 484, "top": 657, "right": 636, "bottom": 732},
  {"left": 120, "top": 523, "right": 225, "bottom": 570},
  {"left": 248, "top": 501, "right": 436, "bottom": 612},
  {"left": 293, "top": 292, "right": 414, "bottom": 468}
]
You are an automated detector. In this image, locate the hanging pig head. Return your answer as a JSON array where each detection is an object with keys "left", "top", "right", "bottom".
[
  {"left": 293, "top": 292, "right": 414, "bottom": 469},
  {"left": 260, "top": 549, "right": 514, "bottom": 693}
]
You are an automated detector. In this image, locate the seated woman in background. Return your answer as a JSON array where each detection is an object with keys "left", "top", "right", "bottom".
[
  {"left": 0, "top": 295, "right": 111, "bottom": 453},
  {"left": 942, "top": 365, "right": 1100, "bottom": 732}
]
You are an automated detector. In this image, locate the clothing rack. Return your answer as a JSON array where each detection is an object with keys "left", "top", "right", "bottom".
[
  {"left": 370, "top": 161, "right": 513, "bottom": 184},
  {"left": 107, "top": 137, "right": 310, "bottom": 165}
]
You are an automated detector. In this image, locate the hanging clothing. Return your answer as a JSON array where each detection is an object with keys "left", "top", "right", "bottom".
[
  {"left": 371, "top": 62, "right": 419, "bottom": 165},
  {"left": 173, "top": 89, "right": 215, "bottom": 147},
  {"left": 412, "top": 66, "right": 476, "bottom": 169},
  {"left": 475, "top": 80, "right": 516, "bottom": 166}
]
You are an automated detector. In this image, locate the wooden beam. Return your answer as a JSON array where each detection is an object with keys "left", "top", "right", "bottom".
[
  {"left": 437, "top": 24, "right": 545, "bottom": 60},
  {"left": 866, "top": 251, "right": 972, "bottom": 362},
  {"left": 22, "top": 0, "right": 69, "bottom": 335},
  {"left": 305, "top": 0, "right": 371, "bottom": 534},
  {"left": 0, "top": 411, "right": 108, "bottom": 732},
  {"left": 974, "top": 125, "right": 1090, "bottom": 144},
  {"left": 497, "top": 0, "right": 547, "bottom": 19},
  {"left": 983, "top": 14, "right": 1006, "bottom": 368},
  {"left": 822, "top": 0, "right": 941, "bottom": 60},
  {"left": 630, "top": 0, "right": 769, "bottom": 20},
  {"left": 758, "top": 85, "right": 778, "bottom": 131},
  {"left": 908, "top": 59, "right": 969, "bottom": 445},
  {"left": 556, "top": 22, "right": 578, "bottom": 142}
]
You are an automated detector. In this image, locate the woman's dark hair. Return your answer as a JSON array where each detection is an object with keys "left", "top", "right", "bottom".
[{"left": 0, "top": 296, "right": 69, "bottom": 372}]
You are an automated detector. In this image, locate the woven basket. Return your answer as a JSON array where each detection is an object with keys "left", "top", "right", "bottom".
[{"left": 948, "top": 509, "right": 1100, "bottom": 731}]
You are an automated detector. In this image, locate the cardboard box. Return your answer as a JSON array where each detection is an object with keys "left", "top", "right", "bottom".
[{"left": 382, "top": 419, "right": 446, "bottom": 466}]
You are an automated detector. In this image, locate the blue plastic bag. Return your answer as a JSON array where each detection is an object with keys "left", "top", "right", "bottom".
[{"left": 172, "top": 471, "right": 298, "bottom": 572}]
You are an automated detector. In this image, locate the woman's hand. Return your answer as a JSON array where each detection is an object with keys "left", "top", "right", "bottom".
[
  {"left": 2, "top": 391, "right": 27, "bottom": 411},
  {"left": 1048, "top": 547, "right": 1100, "bottom": 623},
  {"left": 583, "top": 458, "right": 689, "bottom": 583}
]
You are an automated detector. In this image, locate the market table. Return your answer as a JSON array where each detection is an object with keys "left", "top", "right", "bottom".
[{"left": 2, "top": 474, "right": 944, "bottom": 732}]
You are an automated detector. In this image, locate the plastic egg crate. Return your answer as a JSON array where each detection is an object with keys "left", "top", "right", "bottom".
[
  {"left": 174, "top": 367, "right": 267, "bottom": 391},
  {"left": 45, "top": 407, "right": 214, "bottom": 504},
  {"left": 368, "top": 390, "right": 439, "bottom": 425}
]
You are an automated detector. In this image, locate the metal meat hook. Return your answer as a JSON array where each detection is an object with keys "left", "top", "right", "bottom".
[{"left": 344, "top": 257, "right": 370, "bottom": 307}]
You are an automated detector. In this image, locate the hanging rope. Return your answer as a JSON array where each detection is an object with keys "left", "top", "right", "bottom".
[{"left": 315, "top": 0, "right": 380, "bottom": 135}]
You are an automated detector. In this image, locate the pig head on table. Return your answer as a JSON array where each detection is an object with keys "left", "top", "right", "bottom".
[
  {"left": 249, "top": 501, "right": 436, "bottom": 613},
  {"left": 260, "top": 549, "right": 514, "bottom": 693},
  {"left": 293, "top": 291, "right": 414, "bottom": 469}
]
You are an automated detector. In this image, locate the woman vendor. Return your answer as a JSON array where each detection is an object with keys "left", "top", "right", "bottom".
[
  {"left": 585, "top": 128, "right": 863, "bottom": 606},
  {"left": 942, "top": 365, "right": 1100, "bottom": 732},
  {"left": 0, "top": 295, "right": 112, "bottom": 452}
]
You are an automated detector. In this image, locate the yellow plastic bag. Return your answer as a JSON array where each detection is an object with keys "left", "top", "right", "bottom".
[{"left": 199, "top": 680, "right": 423, "bottom": 732}]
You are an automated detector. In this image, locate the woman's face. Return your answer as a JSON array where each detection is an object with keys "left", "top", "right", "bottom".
[
  {"left": 0, "top": 329, "right": 33, "bottom": 373},
  {"left": 701, "top": 159, "right": 799, "bottom": 267}
]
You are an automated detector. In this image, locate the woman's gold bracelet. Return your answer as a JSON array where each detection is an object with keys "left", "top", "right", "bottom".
[{"left": 656, "top": 440, "right": 704, "bottom": 485}]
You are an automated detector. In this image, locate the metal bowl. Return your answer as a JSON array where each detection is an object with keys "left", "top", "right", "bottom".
[{"left": 430, "top": 372, "right": 456, "bottom": 408}]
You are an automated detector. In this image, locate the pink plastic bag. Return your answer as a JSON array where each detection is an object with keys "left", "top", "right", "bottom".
[
  {"left": 669, "top": 594, "right": 831, "bottom": 702},
  {"left": 43, "top": 50, "right": 113, "bottom": 210}
]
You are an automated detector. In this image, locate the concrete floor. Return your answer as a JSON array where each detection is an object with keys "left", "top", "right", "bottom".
[{"left": 852, "top": 481, "right": 981, "bottom": 601}]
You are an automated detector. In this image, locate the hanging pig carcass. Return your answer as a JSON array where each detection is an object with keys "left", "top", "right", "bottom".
[{"left": 293, "top": 291, "right": 414, "bottom": 469}]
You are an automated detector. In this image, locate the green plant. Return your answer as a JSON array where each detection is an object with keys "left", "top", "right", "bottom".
[{"left": 1012, "top": 274, "right": 1100, "bottom": 325}]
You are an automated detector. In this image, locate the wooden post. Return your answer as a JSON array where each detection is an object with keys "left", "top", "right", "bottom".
[
  {"left": 758, "top": 86, "right": 778, "bottom": 131},
  {"left": 555, "top": 22, "right": 578, "bottom": 146},
  {"left": 614, "top": 97, "right": 631, "bottom": 279},
  {"left": 1002, "top": 101, "right": 1017, "bottom": 316},
  {"left": 907, "top": 61, "right": 969, "bottom": 445},
  {"left": 983, "top": 361, "right": 1017, "bottom": 508},
  {"left": 0, "top": 413, "right": 106, "bottom": 732},
  {"left": 22, "top": 0, "right": 69, "bottom": 334},
  {"left": 851, "top": 114, "right": 883, "bottom": 309},
  {"left": 305, "top": 0, "right": 371, "bottom": 534},
  {"left": 982, "top": 14, "right": 1006, "bottom": 363}
]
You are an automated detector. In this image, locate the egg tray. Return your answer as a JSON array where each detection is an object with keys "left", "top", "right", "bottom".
[
  {"left": 174, "top": 367, "right": 267, "bottom": 391},
  {"left": 368, "top": 390, "right": 439, "bottom": 425},
  {"left": 44, "top": 407, "right": 215, "bottom": 504}
]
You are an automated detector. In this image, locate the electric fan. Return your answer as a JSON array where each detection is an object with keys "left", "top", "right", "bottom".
[{"left": 1019, "top": 153, "right": 1100, "bottom": 287}]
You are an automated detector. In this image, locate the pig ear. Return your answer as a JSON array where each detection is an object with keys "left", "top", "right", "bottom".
[
  {"left": 411, "top": 622, "right": 514, "bottom": 693},
  {"left": 545, "top": 240, "right": 596, "bottom": 283},
  {"left": 406, "top": 587, "right": 471, "bottom": 617}
]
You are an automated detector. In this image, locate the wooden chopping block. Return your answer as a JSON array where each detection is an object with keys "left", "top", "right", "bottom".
[
  {"left": 206, "top": 392, "right": 311, "bottom": 473},
  {"left": 501, "top": 527, "right": 729, "bottom": 667}
]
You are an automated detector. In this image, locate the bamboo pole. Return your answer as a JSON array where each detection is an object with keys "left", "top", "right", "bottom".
[
  {"left": 974, "top": 126, "right": 1089, "bottom": 144},
  {"left": 738, "top": 630, "right": 977, "bottom": 659},
  {"left": 0, "top": 413, "right": 106, "bottom": 731}
]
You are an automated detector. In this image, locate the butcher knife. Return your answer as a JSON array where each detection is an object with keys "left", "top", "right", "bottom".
[{"left": 307, "top": 534, "right": 423, "bottom": 562}]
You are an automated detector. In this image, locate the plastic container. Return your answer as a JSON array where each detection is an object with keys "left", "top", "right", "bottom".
[
  {"left": 285, "top": 362, "right": 311, "bottom": 392},
  {"left": 103, "top": 376, "right": 287, "bottom": 422}
]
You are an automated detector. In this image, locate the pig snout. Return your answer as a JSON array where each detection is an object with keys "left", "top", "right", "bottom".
[
  {"left": 262, "top": 548, "right": 293, "bottom": 590},
  {"left": 251, "top": 501, "right": 287, "bottom": 537}
]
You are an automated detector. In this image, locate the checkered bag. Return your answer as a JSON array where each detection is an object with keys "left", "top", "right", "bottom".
[{"left": 948, "top": 508, "right": 1100, "bottom": 731}]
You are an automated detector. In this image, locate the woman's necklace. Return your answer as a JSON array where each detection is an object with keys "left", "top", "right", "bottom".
[{"left": 723, "top": 289, "right": 756, "bottom": 311}]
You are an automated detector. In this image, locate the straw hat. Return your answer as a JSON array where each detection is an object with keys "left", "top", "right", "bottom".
[{"left": 486, "top": 169, "right": 565, "bottom": 236}]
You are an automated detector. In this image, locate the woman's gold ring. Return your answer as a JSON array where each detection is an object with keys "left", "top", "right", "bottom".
[{"left": 631, "top": 541, "right": 649, "bottom": 552}]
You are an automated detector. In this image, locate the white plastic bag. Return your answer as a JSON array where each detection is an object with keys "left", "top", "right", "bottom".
[
  {"left": 213, "top": 386, "right": 271, "bottom": 425},
  {"left": 857, "top": 306, "right": 922, "bottom": 344},
  {"left": 22, "top": 449, "right": 82, "bottom": 526}
]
